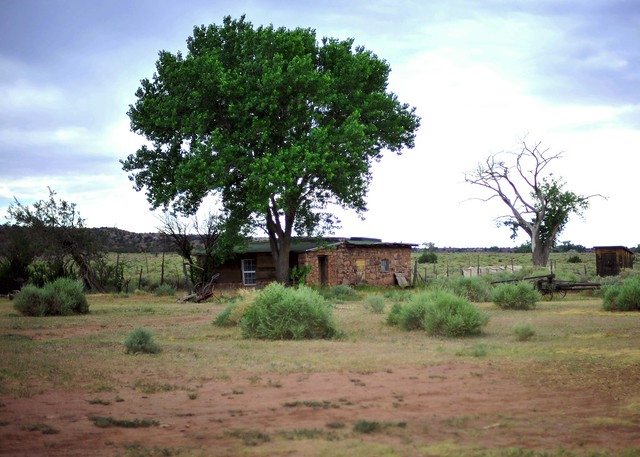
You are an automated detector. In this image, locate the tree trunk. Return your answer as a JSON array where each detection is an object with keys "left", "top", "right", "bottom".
[
  {"left": 269, "top": 233, "right": 292, "bottom": 284},
  {"left": 531, "top": 238, "right": 550, "bottom": 267}
]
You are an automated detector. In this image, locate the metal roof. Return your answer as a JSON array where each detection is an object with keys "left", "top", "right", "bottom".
[{"left": 236, "top": 237, "right": 417, "bottom": 254}]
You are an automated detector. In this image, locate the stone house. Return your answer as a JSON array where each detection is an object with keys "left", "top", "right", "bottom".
[{"left": 210, "top": 237, "right": 415, "bottom": 288}]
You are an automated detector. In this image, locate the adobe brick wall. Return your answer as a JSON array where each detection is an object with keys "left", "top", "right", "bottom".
[{"left": 299, "top": 244, "right": 412, "bottom": 287}]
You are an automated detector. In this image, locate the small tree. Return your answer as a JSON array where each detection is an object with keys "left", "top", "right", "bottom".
[
  {"left": 158, "top": 210, "right": 247, "bottom": 293},
  {"left": 6, "top": 189, "right": 105, "bottom": 291},
  {"left": 465, "top": 139, "right": 599, "bottom": 266}
]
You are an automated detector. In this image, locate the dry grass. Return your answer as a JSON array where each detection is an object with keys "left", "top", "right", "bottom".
[{"left": 1, "top": 290, "right": 639, "bottom": 399}]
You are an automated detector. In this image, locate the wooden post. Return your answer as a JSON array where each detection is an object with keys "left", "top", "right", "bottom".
[
  {"left": 477, "top": 255, "right": 480, "bottom": 276},
  {"left": 160, "top": 250, "right": 165, "bottom": 285},
  {"left": 412, "top": 259, "right": 418, "bottom": 285},
  {"left": 138, "top": 267, "right": 143, "bottom": 290}
]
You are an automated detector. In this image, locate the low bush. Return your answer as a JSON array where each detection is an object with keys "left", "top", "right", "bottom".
[
  {"left": 321, "top": 284, "right": 359, "bottom": 302},
  {"left": 386, "top": 302, "right": 403, "bottom": 326},
  {"left": 396, "top": 293, "right": 431, "bottom": 331},
  {"left": 240, "top": 283, "right": 340, "bottom": 340},
  {"left": 124, "top": 327, "right": 161, "bottom": 354},
  {"left": 422, "top": 291, "right": 489, "bottom": 337},
  {"left": 603, "top": 277, "right": 640, "bottom": 311},
  {"left": 13, "top": 278, "right": 89, "bottom": 316},
  {"left": 448, "top": 277, "right": 492, "bottom": 302},
  {"left": 491, "top": 282, "right": 541, "bottom": 310},
  {"left": 513, "top": 322, "right": 536, "bottom": 341},
  {"left": 364, "top": 295, "right": 386, "bottom": 314}
]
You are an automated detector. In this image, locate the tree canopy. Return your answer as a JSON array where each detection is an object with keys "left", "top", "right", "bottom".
[
  {"left": 122, "top": 15, "right": 420, "bottom": 282},
  {"left": 465, "top": 139, "right": 597, "bottom": 266}
]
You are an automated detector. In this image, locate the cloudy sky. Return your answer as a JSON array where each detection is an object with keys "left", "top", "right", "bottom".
[{"left": 1, "top": 0, "right": 638, "bottom": 248}]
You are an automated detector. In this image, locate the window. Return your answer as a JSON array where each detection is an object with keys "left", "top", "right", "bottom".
[
  {"left": 241, "top": 258, "right": 257, "bottom": 285},
  {"left": 380, "top": 259, "right": 390, "bottom": 273}
]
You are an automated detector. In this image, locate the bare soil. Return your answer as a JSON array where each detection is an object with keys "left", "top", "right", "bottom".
[{"left": 1, "top": 360, "right": 639, "bottom": 456}]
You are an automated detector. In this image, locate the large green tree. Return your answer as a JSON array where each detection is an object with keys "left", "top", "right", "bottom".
[
  {"left": 122, "top": 15, "right": 420, "bottom": 283},
  {"left": 465, "top": 139, "right": 598, "bottom": 266}
]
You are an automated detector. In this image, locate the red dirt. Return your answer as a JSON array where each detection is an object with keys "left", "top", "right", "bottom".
[{"left": 1, "top": 362, "right": 639, "bottom": 456}]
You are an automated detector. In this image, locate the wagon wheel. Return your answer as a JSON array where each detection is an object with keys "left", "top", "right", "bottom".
[{"left": 558, "top": 289, "right": 567, "bottom": 299}]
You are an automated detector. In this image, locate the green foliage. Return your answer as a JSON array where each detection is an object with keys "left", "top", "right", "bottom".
[
  {"left": 603, "top": 277, "right": 640, "bottom": 312},
  {"left": 396, "top": 293, "right": 431, "bottom": 331},
  {"left": 364, "top": 295, "right": 386, "bottom": 314},
  {"left": 290, "top": 265, "right": 312, "bottom": 285},
  {"left": 513, "top": 322, "right": 536, "bottom": 341},
  {"left": 122, "top": 15, "right": 420, "bottom": 283},
  {"left": 448, "top": 276, "right": 492, "bottom": 302},
  {"left": 418, "top": 251, "right": 438, "bottom": 264},
  {"left": 13, "top": 278, "right": 88, "bottom": 316},
  {"left": 321, "top": 284, "right": 359, "bottom": 302},
  {"left": 353, "top": 420, "right": 381, "bottom": 434},
  {"left": 386, "top": 302, "right": 403, "bottom": 326},
  {"left": 491, "top": 282, "right": 541, "bottom": 310},
  {"left": 422, "top": 291, "right": 489, "bottom": 337},
  {"left": 240, "top": 283, "right": 340, "bottom": 340},
  {"left": 566, "top": 255, "right": 582, "bottom": 263},
  {"left": 153, "top": 284, "right": 176, "bottom": 296},
  {"left": 124, "top": 327, "right": 161, "bottom": 354},
  {"left": 214, "top": 303, "right": 238, "bottom": 327}
]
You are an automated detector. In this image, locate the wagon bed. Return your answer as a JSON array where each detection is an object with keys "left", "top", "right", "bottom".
[{"left": 492, "top": 274, "right": 601, "bottom": 299}]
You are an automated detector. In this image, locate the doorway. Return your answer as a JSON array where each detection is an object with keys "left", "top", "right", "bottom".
[{"left": 318, "top": 256, "right": 328, "bottom": 286}]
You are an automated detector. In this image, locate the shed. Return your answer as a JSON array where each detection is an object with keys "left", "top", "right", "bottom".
[
  {"left": 207, "top": 237, "right": 416, "bottom": 288},
  {"left": 594, "top": 246, "right": 634, "bottom": 277}
]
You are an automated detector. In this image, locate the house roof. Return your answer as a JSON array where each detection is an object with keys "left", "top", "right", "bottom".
[{"left": 237, "top": 237, "right": 417, "bottom": 254}]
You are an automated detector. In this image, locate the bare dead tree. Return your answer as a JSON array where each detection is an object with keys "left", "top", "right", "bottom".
[{"left": 465, "top": 139, "right": 601, "bottom": 267}]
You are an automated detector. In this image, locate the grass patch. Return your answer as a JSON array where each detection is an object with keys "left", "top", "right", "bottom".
[
  {"left": 23, "top": 422, "right": 59, "bottom": 434},
  {"left": 89, "top": 415, "right": 159, "bottom": 428},
  {"left": 224, "top": 429, "right": 271, "bottom": 446}
]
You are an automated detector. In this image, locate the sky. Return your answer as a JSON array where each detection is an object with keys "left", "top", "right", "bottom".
[{"left": 1, "top": 0, "right": 639, "bottom": 249}]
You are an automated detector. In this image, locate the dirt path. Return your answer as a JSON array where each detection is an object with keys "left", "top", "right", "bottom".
[{"left": 1, "top": 363, "right": 638, "bottom": 456}]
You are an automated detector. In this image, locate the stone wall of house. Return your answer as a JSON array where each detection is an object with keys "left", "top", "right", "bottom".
[{"left": 299, "top": 244, "right": 412, "bottom": 287}]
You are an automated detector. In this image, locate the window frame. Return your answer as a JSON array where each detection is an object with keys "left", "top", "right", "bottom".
[{"left": 380, "top": 258, "right": 390, "bottom": 273}]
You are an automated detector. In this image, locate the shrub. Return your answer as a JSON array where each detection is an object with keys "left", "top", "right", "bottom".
[
  {"left": 364, "top": 295, "right": 386, "bottom": 314},
  {"left": 417, "top": 251, "right": 438, "bottom": 264},
  {"left": 154, "top": 284, "right": 176, "bottom": 296},
  {"left": 240, "top": 283, "right": 340, "bottom": 340},
  {"left": 422, "top": 291, "right": 489, "bottom": 337},
  {"left": 449, "top": 277, "right": 492, "bottom": 302},
  {"left": 603, "top": 277, "right": 640, "bottom": 311},
  {"left": 386, "top": 302, "right": 403, "bottom": 326},
  {"left": 214, "top": 302, "right": 238, "bottom": 327},
  {"left": 13, "top": 278, "right": 88, "bottom": 316},
  {"left": 397, "top": 293, "right": 431, "bottom": 331},
  {"left": 513, "top": 322, "right": 536, "bottom": 341},
  {"left": 124, "top": 327, "right": 161, "bottom": 354},
  {"left": 491, "top": 282, "right": 541, "bottom": 310},
  {"left": 567, "top": 255, "right": 582, "bottom": 264},
  {"left": 322, "top": 284, "right": 359, "bottom": 302}
]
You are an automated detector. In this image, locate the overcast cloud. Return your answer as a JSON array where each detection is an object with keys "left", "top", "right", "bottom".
[{"left": 1, "top": 0, "right": 638, "bottom": 248}]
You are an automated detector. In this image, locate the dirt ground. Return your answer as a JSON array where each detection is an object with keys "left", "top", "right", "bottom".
[{"left": 1, "top": 360, "right": 639, "bottom": 456}]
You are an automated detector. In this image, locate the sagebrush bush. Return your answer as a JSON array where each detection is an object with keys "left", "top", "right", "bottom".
[
  {"left": 422, "top": 291, "right": 489, "bottom": 337},
  {"left": 322, "top": 284, "right": 359, "bottom": 302},
  {"left": 603, "top": 277, "right": 640, "bottom": 311},
  {"left": 365, "top": 295, "right": 386, "bottom": 314},
  {"left": 491, "top": 282, "right": 541, "bottom": 310},
  {"left": 240, "top": 283, "right": 340, "bottom": 340},
  {"left": 396, "top": 293, "right": 431, "bottom": 331},
  {"left": 124, "top": 327, "right": 161, "bottom": 354},
  {"left": 13, "top": 278, "right": 88, "bottom": 316},
  {"left": 449, "top": 277, "right": 492, "bottom": 302},
  {"left": 513, "top": 322, "right": 536, "bottom": 341},
  {"left": 386, "top": 302, "right": 403, "bottom": 326}
]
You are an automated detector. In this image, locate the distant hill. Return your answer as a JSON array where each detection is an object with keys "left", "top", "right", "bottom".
[
  {"left": 0, "top": 225, "right": 176, "bottom": 254},
  {"left": 91, "top": 227, "right": 173, "bottom": 253}
]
